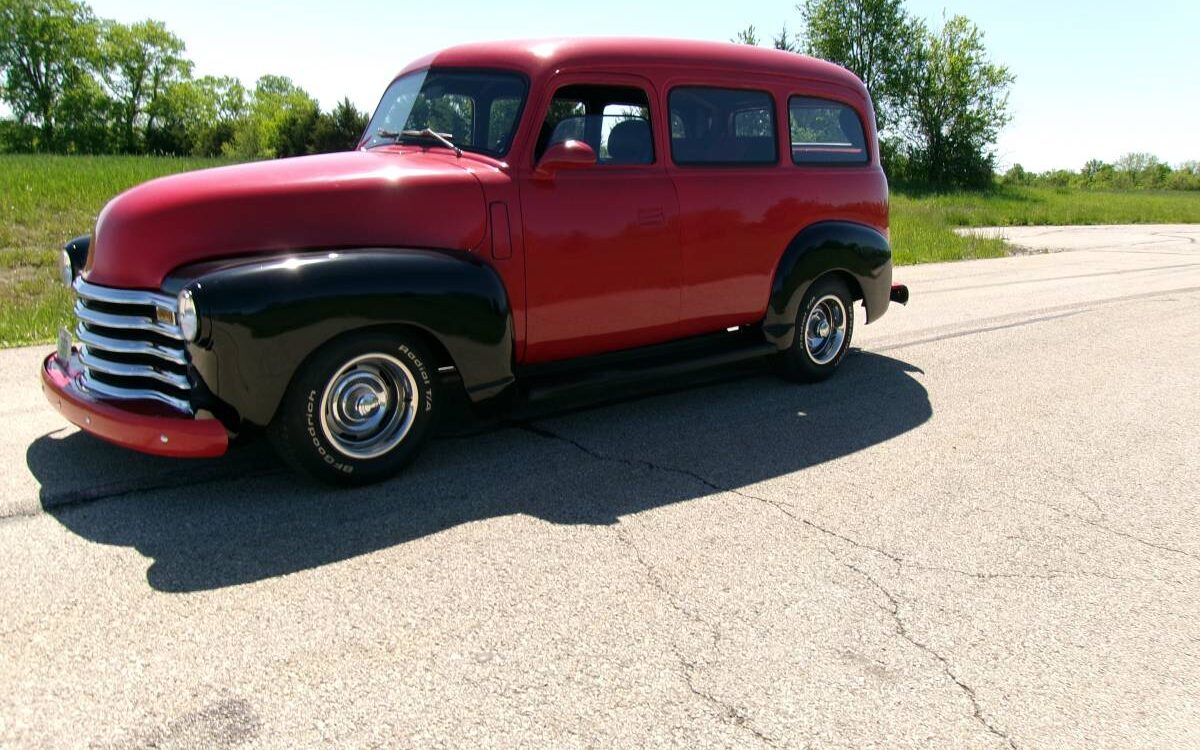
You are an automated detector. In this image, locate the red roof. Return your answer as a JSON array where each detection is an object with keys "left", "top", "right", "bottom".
[{"left": 398, "top": 37, "right": 864, "bottom": 92}]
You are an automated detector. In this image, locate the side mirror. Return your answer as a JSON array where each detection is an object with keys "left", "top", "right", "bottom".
[{"left": 535, "top": 140, "right": 597, "bottom": 178}]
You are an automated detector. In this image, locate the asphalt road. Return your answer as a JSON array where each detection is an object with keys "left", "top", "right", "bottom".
[{"left": 2, "top": 225, "right": 1198, "bottom": 749}]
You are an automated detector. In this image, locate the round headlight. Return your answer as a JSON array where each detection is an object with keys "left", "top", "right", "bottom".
[
  {"left": 59, "top": 249, "right": 75, "bottom": 289},
  {"left": 177, "top": 289, "right": 199, "bottom": 341}
]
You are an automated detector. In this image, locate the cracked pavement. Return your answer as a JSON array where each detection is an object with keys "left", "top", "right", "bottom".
[{"left": 2, "top": 225, "right": 1199, "bottom": 748}]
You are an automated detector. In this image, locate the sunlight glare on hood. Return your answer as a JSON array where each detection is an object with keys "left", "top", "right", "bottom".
[{"left": 327, "top": 162, "right": 444, "bottom": 185}]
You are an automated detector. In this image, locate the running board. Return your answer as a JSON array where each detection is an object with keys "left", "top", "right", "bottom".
[{"left": 518, "top": 331, "right": 778, "bottom": 407}]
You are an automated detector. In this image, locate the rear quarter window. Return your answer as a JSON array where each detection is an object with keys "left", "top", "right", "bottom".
[
  {"left": 669, "top": 86, "right": 777, "bottom": 166},
  {"left": 789, "top": 97, "right": 869, "bottom": 165}
]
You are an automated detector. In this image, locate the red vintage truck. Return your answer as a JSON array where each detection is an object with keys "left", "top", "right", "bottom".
[{"left": 43, "top": 38, "right": 908, "bottom": 485}]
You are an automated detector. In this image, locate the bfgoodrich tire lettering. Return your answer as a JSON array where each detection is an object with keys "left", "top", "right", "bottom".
[
  {"left": 776, "top": 275, "right": 855, "bottom": 383},
  {"left": 269, "top": 332, "right": 439, "bottom": 486}
]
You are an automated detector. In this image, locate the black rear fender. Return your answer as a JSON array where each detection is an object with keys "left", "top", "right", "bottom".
[{"left": 764, "top": 221, "right": 893, "bottom": 349}]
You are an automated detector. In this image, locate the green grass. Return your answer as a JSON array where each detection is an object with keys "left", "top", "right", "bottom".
[
  {"left": 0, "top": 154, "right": 230, "bottom": 347},
  {"left": 891, "top": 186, "right": 1200, "bottom": 264},
  {"left": 3, "top": 155, "right": 1200, "bottom": 347}
]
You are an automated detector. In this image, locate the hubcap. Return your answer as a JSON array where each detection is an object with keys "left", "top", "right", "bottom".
[
  {"left": 804, "top": 295, "right": 848, "bottom": 365},
  {"left": 319, "top": 353, "right": 419, "bottom": 459},
  {"left": 353, "top": 391, "right": 383, "bottom": 418}
]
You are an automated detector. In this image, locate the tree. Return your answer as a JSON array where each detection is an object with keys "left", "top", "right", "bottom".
[
  {"left": 274, "top": 104, "right": 319, "bottom": 157},
  {"left": 144, "top": 76, "right": 209, "bottom": 155},
  {"left": 311, "top": 97, "right": 368, "bottom": 153},
  {"left": 797, "top": 0, "right": 918, "bottom": 132},
  {"left": 898, "top": 15, "right": 1014, "bottom": 188},
  {"left": 1082, "top": 159, "right": 1107, "bottom": 184},
  {"left": 1002, "top": 163, "right": 1028, "bottom": 186},
  {"left": 224, "top": 75, "right": 318, "bottom": 159},
  {"left": 146, "top": 74, "right": 246, "bottom": 155},
  {"left": 732, "top": 25, "right": 761, "bottom": 46},
  {"left": 1166, "top": 161, "right": 1199, "bottom": 191},
  {"left": 0, "top": 0, "right": 99, "bottom": 149},
  {"left": 733, "top": 24, "right": 800, "bottom": 52},
  {"left": 99, "top": 19, "right": 191, "bottom": 152},
  {"left": 0, "top": 119, "right": 38, "bottom": 151},
  {"left": 772, "top": 24, "right": 799, "bottom": 52},
  {"left": 56, "top": 72, "right": 110, "bottom": 152},
  {"left": 1114, "top": 152, "right": 1169, "bottom": 187},
  {"left": 1115, "top": 152, "right": 1157, "bottom": 175},
  {"left": 0, "top": 3, "right": 417, "bottom": 159}
]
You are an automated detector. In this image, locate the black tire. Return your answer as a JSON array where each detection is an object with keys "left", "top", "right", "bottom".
[
  {"left": 776, "top": 275, "right": 855, "bottom": 383},
  {"left": 269, "top": 331, "right": 440, "bottom": 486}
]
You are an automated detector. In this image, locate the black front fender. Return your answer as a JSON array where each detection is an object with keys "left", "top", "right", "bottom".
[
  {"left": 64, "top": 235, "right": 90, "bottom": 275},
  {"left": 168, "top": 248, "right": 514, "bottom": 429},
  {"left": 764, "top": 221, "right": 893, "bottom": 349}
]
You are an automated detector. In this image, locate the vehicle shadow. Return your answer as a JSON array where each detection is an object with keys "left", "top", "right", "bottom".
[{"left": 27, "top": 351, "right": 930, "bottom": 593}]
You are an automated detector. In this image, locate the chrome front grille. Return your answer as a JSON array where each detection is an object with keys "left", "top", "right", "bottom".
[{"left": 72, "top": 278, "right": 193, "bottom": 413}]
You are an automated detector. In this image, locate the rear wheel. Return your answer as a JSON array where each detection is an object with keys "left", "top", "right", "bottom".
[
  {"left": 269, "top": 332, "right": 439, "bottom": 486},
  {"left": 776, "top": 275, "right": 855, "bottom": 383}
]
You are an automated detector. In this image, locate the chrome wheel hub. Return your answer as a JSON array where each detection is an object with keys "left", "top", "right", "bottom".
[
  {"left": 319, "top": 353, "right": 418, "bottom": 459},
  {"left": 352, "top": 390, "right": 383, "bottom": 419},
  {"left": 804, "top": 295, "right": 848, "bottom": 366}
]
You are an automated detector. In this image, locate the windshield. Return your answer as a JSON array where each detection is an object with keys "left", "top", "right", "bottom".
[{"left": 362, "top": 69, "right": 528, "bottom": 156}]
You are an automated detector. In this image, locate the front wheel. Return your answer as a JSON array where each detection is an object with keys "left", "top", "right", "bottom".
[
  {"left": 776, "top": 276, "right": 855, "bottom": 383},
  {"left": 269, "top": 332, "right": 440, "bottom": 486}
]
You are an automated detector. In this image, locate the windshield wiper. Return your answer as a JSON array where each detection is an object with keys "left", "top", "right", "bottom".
[{"left": 377, "top": 128, "right": 462, "bottom": 157}]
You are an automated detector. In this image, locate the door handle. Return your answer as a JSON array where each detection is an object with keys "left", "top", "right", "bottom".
[{"left": 637, "top": 207, "right": 666, "bottom": 227}]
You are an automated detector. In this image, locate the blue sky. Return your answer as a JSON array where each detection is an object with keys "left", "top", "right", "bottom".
[{"left": 88, "top": 0, "right": 1198, "bottom": 172}]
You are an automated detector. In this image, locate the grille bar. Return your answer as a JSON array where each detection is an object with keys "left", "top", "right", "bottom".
[
  {"left": 74, "top": 324, "right": 189, "bottom": 366},
  {"left": 75, "top": 278, "right": 176, "bottom": 309},
  {"left": 79, "top": 370, "right": 193, "bottom": 413},
  {"left": 74, "top": 300, "right": 182, "bottom": 338},
  {"left": 79, "top": 346, "right": 191, "bottom": 390}
]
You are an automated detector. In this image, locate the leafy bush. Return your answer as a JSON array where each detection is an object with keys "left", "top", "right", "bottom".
[
  {"left": 1002, "top": 164, "right": 1028, "bottom": 186},
  {"left": 1014, "top": 154, "right": 1200, "bottom": 192}
]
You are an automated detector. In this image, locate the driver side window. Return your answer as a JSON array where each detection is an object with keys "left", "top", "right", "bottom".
[{"left": 535, "top": 84, "right": 654, "bottom": 166}]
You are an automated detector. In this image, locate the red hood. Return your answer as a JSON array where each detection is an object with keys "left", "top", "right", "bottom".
[{"left": 85, "top": 150, "right": 488, "bottom": 289}]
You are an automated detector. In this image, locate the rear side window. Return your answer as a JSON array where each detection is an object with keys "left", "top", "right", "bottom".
[
  {"left": 789, "top": 97, "right": 868, "bottom": 165},
  {"left": 669, "top": 87, "right": 777, "bottom": 166}
]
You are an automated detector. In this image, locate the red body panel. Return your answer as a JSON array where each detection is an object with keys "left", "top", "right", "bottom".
[
  {"left": 87, "top": 150, "right": 487, "bottom": 289},
  {"left": 670, "top": 167, "right": 886, "bottom": 336},
  {"left": 425, "top": 40, "right": 888, "bottom": 363},
  {"left": 519, "top": 166, "right": 682, "bottom": 362},
  {"left": 657, "top": 70, "right": 887, "bottom": 338},
  {"left": 42, "top": 354, "right": 228, "bottom": 457}
]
